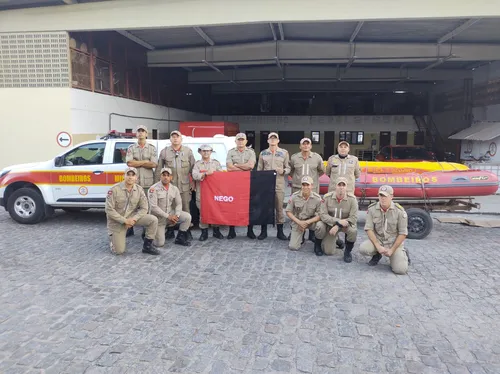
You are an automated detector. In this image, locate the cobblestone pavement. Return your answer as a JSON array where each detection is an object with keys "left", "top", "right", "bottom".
[{"left": 1, "top": 209, "right": 500, "bottom": 374}]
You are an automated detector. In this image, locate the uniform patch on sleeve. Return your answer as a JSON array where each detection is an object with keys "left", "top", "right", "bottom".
[
  {"left": 107, "top": 190, "right": 113, "bottom": 199},
  {"left": 149, "top": 187, "right": 155, "bottom": 193}
]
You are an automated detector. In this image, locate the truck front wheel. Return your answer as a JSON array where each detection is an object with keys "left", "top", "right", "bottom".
[{"left": 7, "top": 187, "right": 46, "bottom": 224}]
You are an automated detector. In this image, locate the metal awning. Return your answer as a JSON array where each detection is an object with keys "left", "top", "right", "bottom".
[{"left": 448, "top": 121, "right": 500, "bottom": 141}]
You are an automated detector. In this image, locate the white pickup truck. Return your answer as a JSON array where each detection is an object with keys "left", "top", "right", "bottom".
[{"left": 0, "top": 135, "right": 236, "bottom": 224}]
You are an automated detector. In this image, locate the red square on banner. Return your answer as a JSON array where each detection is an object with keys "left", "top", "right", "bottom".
[{"left": 200, "top": 171, "right": 251, "bottom": 226}]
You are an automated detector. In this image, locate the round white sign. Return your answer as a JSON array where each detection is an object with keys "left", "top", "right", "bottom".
[{"left": 56, "top": 132, "right": 72, "bottom": 148}]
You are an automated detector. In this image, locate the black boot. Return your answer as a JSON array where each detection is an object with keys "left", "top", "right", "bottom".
[
  {"left": 213, "top": 227, "right": 224, "bottom": 239},
  {"left": 301, "top": 232, "right": 305, "bottom": 245},
  {"left": 368, "top": 253, "right": 382, "bottom": 266},
  {"left": 126, "top": 227, "right": 134, "bottom": 237},
  {"left": 258, "top": 225, "right": 267, "bottom": 240},
  {"left": 344, "top": 241, "right": 355, "bottom": 263},
  {"left": 227, "top": 226, "right": 236, "bottom": 239},
  {"left": 141, "top": 227, "right": 146, "bottom": 240},
  {"left": 314, "top": 238, "right": 324, "bottom": 256},
  {"left": 247, "top": 225, "right": 256, "bottom": 239},
  {"left": 165, "top": 227, "right": 175, "bottom": 239},
  {"left": 186, "top": 229, "right": 193, "bottom": 241},
  {"left": 308, "top": 229, "right": 315, "bottom": 243},
  {"left": 336, "top": 238, "right": 345, "bottom": 249},
  {"left": 142, "top": 238, "right": 160, "bottom": 255},
  {"left": 199, "top": 228, "right": 208, "bottom": 241},
  {"left": 175, "top": 231, "right": 190, "bottom": 246},
  {"left": 277, "top": 224, "right": 287, "bottom": 241}
]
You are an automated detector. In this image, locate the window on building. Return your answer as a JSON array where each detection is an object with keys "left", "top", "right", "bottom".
[
  {"left": 414, "top": 131, "right": 425, "bottom": 146},
  {"left": 340, "top": 131, "right": 364, "bottom": 145},
  {"left": 396, "top": 131, "right": 408, "bottom": 145}
]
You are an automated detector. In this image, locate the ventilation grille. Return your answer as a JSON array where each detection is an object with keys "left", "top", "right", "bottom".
[{"left": 0, "top": 32, "right": 70, "bottom": 88}]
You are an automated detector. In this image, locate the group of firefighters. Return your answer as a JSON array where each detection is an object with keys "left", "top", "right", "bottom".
[{"left": 105, "top": 125, "right": 410, "bottom": 275}]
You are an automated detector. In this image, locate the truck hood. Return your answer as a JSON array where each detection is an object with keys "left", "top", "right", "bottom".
[{"left": 1, "top": 160, "right": 53, "bottom": 174}]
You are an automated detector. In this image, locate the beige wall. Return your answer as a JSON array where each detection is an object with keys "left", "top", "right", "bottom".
[{"left": 0, "top": 88, "right": 71, "bottom": 170}]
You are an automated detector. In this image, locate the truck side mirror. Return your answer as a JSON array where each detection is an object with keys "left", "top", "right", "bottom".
[{"left": 54, "top": 156, "right": 63, "bottom": 167}]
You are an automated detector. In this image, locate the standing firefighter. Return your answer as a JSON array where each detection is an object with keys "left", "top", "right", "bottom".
[
  {"left": 314, "top": 177, "right": 358, "bottom": 261},
  {"left": 257, "top": 132, "right": 290, "bottom": 241},
  {"left": 105, "top": 167, "right": 159, "bottom": 256},
  {"left": 359, "top": 185, "right": 410, "bottom": 275},
  {"left": 125, "top": 124, "right": 157, "bottom": 237},
  {"left": 289, "top": 137, "right": 324, "bottom": 242},
  {"left": 148, "top": 167, "right": 192, "bottom": 247},
  {"left": 192, "top": 144, "right": 224, "bottom": 241},
  {"left": 226, "top": 133, "right": 257, "bottom": 239},
  {"left": 155, "top": 130, "right": 196, "bottom": 239},
  {"left": 285, "top": 176, "right": 322, "bottom": 251}
]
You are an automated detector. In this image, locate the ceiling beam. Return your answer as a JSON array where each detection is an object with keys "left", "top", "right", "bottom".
[
  {"left": 210, "top": 81, "right": 432, "bottom": 94},
  {"left": 422, "top": 55, "right": 454, "bottom": 71},
  {"left": 188, "top": 66, "right": 471, "bottom": 84},
  {"left": 269, "top": 23, "right": 277, "bottom": 41},
  {"left": 278, "top": 23, "right": 285, "bottom": 40},
  {"left": 148, "top": 40, "right": 500, "bottom": 67},
  {"left": 116, "top": 30, "right": 155, "bottom": 50},
  {"left": 193, "top": 26, "right": 215, "bottom": 46},
  {"left": 437, "top": 18, "right": 481, "bottom": 43},
  {"left": 349, "top": 21, "right": 364, "bottom": 43}
]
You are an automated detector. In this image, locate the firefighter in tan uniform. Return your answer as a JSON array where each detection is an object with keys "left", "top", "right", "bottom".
[
  {"left": 290, "top": 137, "right": 325, "bottom": 243},
  {"left": 257, "top": 132, "right": 290, "bottom": 241},
  {"left": 125, "top": 124, "right": 158, "bottom": 237},
  {"left": 148, "top": 167, "right": 192, "bottom": 247},
  {"left": 325, "top": 140, "right": 361, "bottom": 249},
  {"left": 326, "top": 140, "right": 361, "bottom": 195},
  {"left": 285, "top": 176, "right": 322, "bottom": 251},
  {"left": 192, "top": 144, "right": 224, "bottom": 241},
  {"left": 155, "top": 130, "right": 196, "bottom": 240},
  {"left": 360, "top": 185, "right": 410, "bottom": 275},
  {"left": 105, "top": 167, "right": 159, "bottom": 256},
  {"left": 226, "top": 133, "right": 257, "bottom": 239},
  {"left": 315, "top": 177, "right": 358, "bottom": 261}
]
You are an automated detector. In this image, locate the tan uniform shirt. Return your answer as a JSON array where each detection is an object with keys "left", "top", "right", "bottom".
[
  {"left": 364, "top": 202, "right": 408, "bottom": 247},
  {"left": 227, "top": 147, "right": 256, "bottom": 168},
  {"left": 326, "top": 154, "right": 361, "bottom": 195},
  {"left": 290, "top": 152, "right": 324, "bottom": 192},
  {"left": 192, "top": 159, "right": 223, "bottom": 201},
  {"left": 257, "top": 147, "right": 290, "bottom": 190},
  {"left": 319, "top": 192, "right": 358, "bottom": 228},
  {"left": 148, "top": 181, "right": 182, "bottom": 219},
  {"left": 286, "top": 191, "right": 322, "bottom": 224},
  {"left": 105, "top": 182, "right": 148, "bottom": 232},
  {"left": 125, "top": 143, "right": 157, "bottom": 188},
  {"left": 155, "top": 145, "right": 196, "bottom": 193}
]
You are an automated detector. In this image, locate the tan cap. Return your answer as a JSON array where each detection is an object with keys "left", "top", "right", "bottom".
[
  {"left": 378, "top": 185, "right": 394, "bottom": 196},
  {"left": 338, "top": 140, "right": 350, "bottom": 147},
  {"left": 136, "top": 125, "right": 148, "bottom": 132},
  {"left": 268, "top": 132, "right": 279, "bottom": 139},
  {"left": 198, "top": 144, "right": 214, "bottom": 152},
  {"left": 124, "top": 167, "right": 137, "bottom": 175},
  {"left": 336, "top": 177, "right": 348, "bottom": 186},
  {"left": 300, "top": 138, "right": 312, "bottom": 145},
  {"left": 301, "top": 176, "right": 314, "bottom": 185},
  {"left": 235, "top": 133, "right": 247, "bottom": 140},
  {"left": 170, "top": 130, "right": 182, "bottom": 137},
  {"left": 160, "top": 167, "right": 172, "bottom": 175}
]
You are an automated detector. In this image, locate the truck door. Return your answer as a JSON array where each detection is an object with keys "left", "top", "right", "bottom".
[{"left": 52, "top": 142, "right": 107, "bottom": 204}]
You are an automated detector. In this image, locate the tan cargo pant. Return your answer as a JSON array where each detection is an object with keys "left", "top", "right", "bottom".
[
  {"left": 109, "top": 214, "right": 158, "bottom": 255},
  {"left": 289, "top": 222, "right": 316, "bottom": 250},
  {"left": 359, "top": 239, "right": 408, "bottom": 275},
  {"left": 196, "top": 200, "right": 218, "bottom": 229},
  {"left": 315, "top": 221, "right": 357, "bottom": 255},
  {"left": 154, "top": 211, "right": 192, "bottom": 247},
  {"left": 180, "top": 191, "right": 192, "bottom": 213},
  {"left": 276, "top": 190, "right": 285, "bottom": 224}
]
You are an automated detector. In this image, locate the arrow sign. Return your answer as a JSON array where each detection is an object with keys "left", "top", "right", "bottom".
[{"left": 56, "top": 131, "right": 72, "bottom": 148}]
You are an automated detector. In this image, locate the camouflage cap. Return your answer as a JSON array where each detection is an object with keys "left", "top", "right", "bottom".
[
  {"left": 235, "top": 132, "right": 247, "bottom": 140},
  {"left": 136, "top": 125, "right": 148, "bottom": 132},
  {"left": 170, "top": 130, "right": 182, "bottom": 137},
  {"left": 338, "top": 140, "right": 350, "bottom": 147},
  {"left": 161, "top": 167, "right": 172, "bottom": 175},
  {"left": 198, "top": 144, "right": 214, "bottom": 152},
  {"left": 300, "top": 137, "right": 312, "bottom": 144},
  {"left": 336, "top": 177, "right": 348, "bottom": 186}
]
